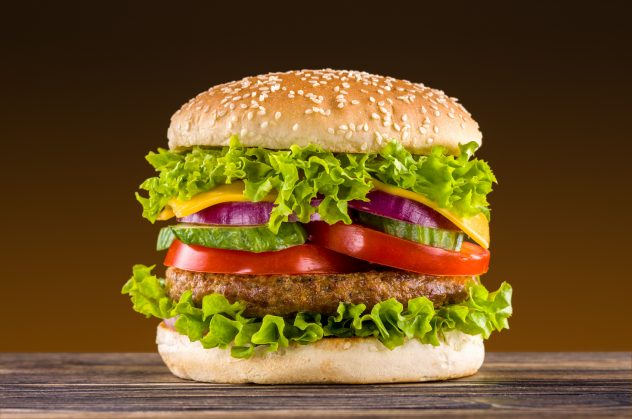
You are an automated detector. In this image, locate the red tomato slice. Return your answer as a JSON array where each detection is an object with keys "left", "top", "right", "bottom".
[
  {"left": 306, "top": 222, "right": 490, "bottom": 276},
  {"left": 164, "top": 240, "right": 369, "bottom": 274}
]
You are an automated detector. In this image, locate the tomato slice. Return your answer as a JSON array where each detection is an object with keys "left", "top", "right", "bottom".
[
  {"left": 164, "top": 240, "right": 369, "bottom": 274},
  {"left": 306, "top": 222, "right": 490, "bottom": 276}
]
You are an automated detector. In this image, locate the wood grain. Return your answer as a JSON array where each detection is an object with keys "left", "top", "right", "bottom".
[{"left": 1, "top": 352, "right": 630, "bottom": 418}]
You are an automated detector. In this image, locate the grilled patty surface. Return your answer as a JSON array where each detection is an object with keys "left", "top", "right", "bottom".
[{"left": 165, "top": 267, "right": 474, "bottom": 317}]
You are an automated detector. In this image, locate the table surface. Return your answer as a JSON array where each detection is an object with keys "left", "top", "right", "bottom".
[{"left": 1, "top": 352, "right": 630, "bottom": 418}]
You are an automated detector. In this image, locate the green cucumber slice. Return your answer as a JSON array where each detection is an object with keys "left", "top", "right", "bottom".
[
  {"left": 157, "top": 226, "right": 177, "bottom": 251},
  {"left": 356, "top": 212, "right": 464, "bottom": 251},
  {"left": 156, "top": 223, "right": 306, "bottom": 252}
]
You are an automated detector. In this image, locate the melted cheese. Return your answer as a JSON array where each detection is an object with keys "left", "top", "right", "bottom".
[
  {"left": 371, "top": 179, "right": 490, "bottom": 249},
  {"left": 156, "top": 181, "right": 277, "bottom": 220}
]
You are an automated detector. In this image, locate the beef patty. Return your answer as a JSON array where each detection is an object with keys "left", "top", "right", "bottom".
[{"left": 165, "top": 267, "right": 475, "bottom": 317}]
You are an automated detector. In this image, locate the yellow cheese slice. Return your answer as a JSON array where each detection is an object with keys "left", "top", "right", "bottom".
[
  {"left": 156, "top": 181, "right": 277, "bottom": 220},
  {"left": 371, "top": 179, "right": 490, "bottom": 249}
]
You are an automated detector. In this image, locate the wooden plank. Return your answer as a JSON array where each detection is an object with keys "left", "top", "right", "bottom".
[{"left": 0, "top": 352, "right": 630, "bottom": 418}]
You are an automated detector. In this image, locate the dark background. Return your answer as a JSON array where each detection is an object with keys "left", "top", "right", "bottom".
[{"left": 2, "top": 2, "right": 630, "bottom": 352}]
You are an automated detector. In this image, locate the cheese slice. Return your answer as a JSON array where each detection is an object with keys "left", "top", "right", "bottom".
[
  {"left": 371, "top": 179, "right": 490, "bottom": 249},
  {"left": 156, "top": 181, "right": 277, "bottom": 220}
]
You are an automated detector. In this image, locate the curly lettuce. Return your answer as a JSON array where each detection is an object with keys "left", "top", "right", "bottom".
[
  {"left": 122, "top": 265, "right": 512, "bottom": 359},
  {"left": 136, "top": 137, "right": 496, "bottom": 231}
]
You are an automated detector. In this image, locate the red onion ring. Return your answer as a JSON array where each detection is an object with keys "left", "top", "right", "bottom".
[
  {"left": 178, "top": 200, "right": 321, "bottom": 225},
  {"left": 348, "top": 190, "right": 458, "bottom": 230},
  {"left": 177, "top": 190, "right": 455, "bottom": 230}
]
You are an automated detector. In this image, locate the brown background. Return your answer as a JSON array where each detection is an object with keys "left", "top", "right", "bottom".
[{"left": 1, "top": 2, "right": 631, "bottom": 352}]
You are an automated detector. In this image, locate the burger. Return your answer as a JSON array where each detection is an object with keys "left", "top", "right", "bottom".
[{"left": 122, "top": 69, "right": 512, "bottom": 384}]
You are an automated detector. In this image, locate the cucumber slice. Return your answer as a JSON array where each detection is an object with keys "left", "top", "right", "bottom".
[
  {"left": 157, "top": 226, "right": 177, "bottom": 251},
  {"left": 156, "top": 222, "right": 307, "bottom": 252},
  {"left": 356, "top": 212, "right": 464, "bottom": 251}
]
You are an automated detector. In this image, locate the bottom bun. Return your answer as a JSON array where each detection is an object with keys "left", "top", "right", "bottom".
[{"left": 156, "top": 322, "right": 484, "bottom": 384}]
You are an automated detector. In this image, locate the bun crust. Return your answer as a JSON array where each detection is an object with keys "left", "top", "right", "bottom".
[
  {"left": 168, "top": 69, "right": 481, "bottom": 155},
  {"left": 156, "top": 323, "right": 484, "bottom": 384}
]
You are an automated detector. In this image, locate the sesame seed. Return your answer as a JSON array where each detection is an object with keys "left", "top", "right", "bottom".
[
  {"left": 427, "top": 137, "right": 434, "bottom": 144},
  {"left": 339, "top": 124, "right": 348, "bottom": 130},
  {"left": 327, "top": 127, "right": 335, "bottom": 134},
  {"left": 433, "top": 126, "right": 440, "bottom": 134},
  {"left": 369, "top": 97, "right": 376, "bottom": 103},
  {"left": 419, "top": 126, "right": 427, "bottom": 134},
  {"left": 351, "top": 100, "right": 359, "bottom": 105},
  {"left": 360, "top": 142, "right": 368, "bottom": 150},
  {"left": 434, "top": 110, "right": 441, "bottom": 117},
  {"left": 371, "top": 113, "right": 380, "bottom": 120},
  {"left": 260, "top": 121, "right": 269, "bottom": 129},
  {"left": 345, "top": 131, "right": 353, "bottom": 140},
  {"left": 402, "top": 131, "right": 410, "bottom": 140},
  {"left": 247, "top": 111, "right": 253, "bottom": 120},
  {"left": 274, "top": 111, "right": 281, "bottom": 120},
  {"left": 293, "top": 123, "right": 300, "bottom": 131},
  {"left": 337, "top": 103, "right": 344, "bottom": 109},
  {"left": 305, "top": 109, "right": 313, "bottom": 114},
  {"left": 363, "top": 123, "right": 369, "bottom": 131}
]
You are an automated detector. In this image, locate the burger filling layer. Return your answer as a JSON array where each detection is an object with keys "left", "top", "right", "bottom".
[{"left": 124, "top": 138, "right": 512, "bottom": 359}]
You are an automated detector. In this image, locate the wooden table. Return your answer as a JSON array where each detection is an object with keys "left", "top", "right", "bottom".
[{"left": 1, "top": 352, "right": 630, "bottom": 417}]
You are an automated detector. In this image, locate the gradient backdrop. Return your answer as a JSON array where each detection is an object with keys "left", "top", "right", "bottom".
[{"left": 2, "top": 2, "right": 631, "bottom": 351}]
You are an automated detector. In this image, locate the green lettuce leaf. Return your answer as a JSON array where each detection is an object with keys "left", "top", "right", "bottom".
[
  {"left": 366, "top": 141, "right": 496, "bottom": 219},
  {"left": 123, "top": 265, "right": 512, "bottom": 359},
  {"left": 137, "top": 137, "right": 496, "bottom": 230},
  {"left": 121, "top": 264, "right": 174, "bottom": 319}
]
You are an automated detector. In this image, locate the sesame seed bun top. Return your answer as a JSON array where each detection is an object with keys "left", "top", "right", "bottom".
[{"left": 167, "top": 69, "right": 482, "bottom": 155}]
